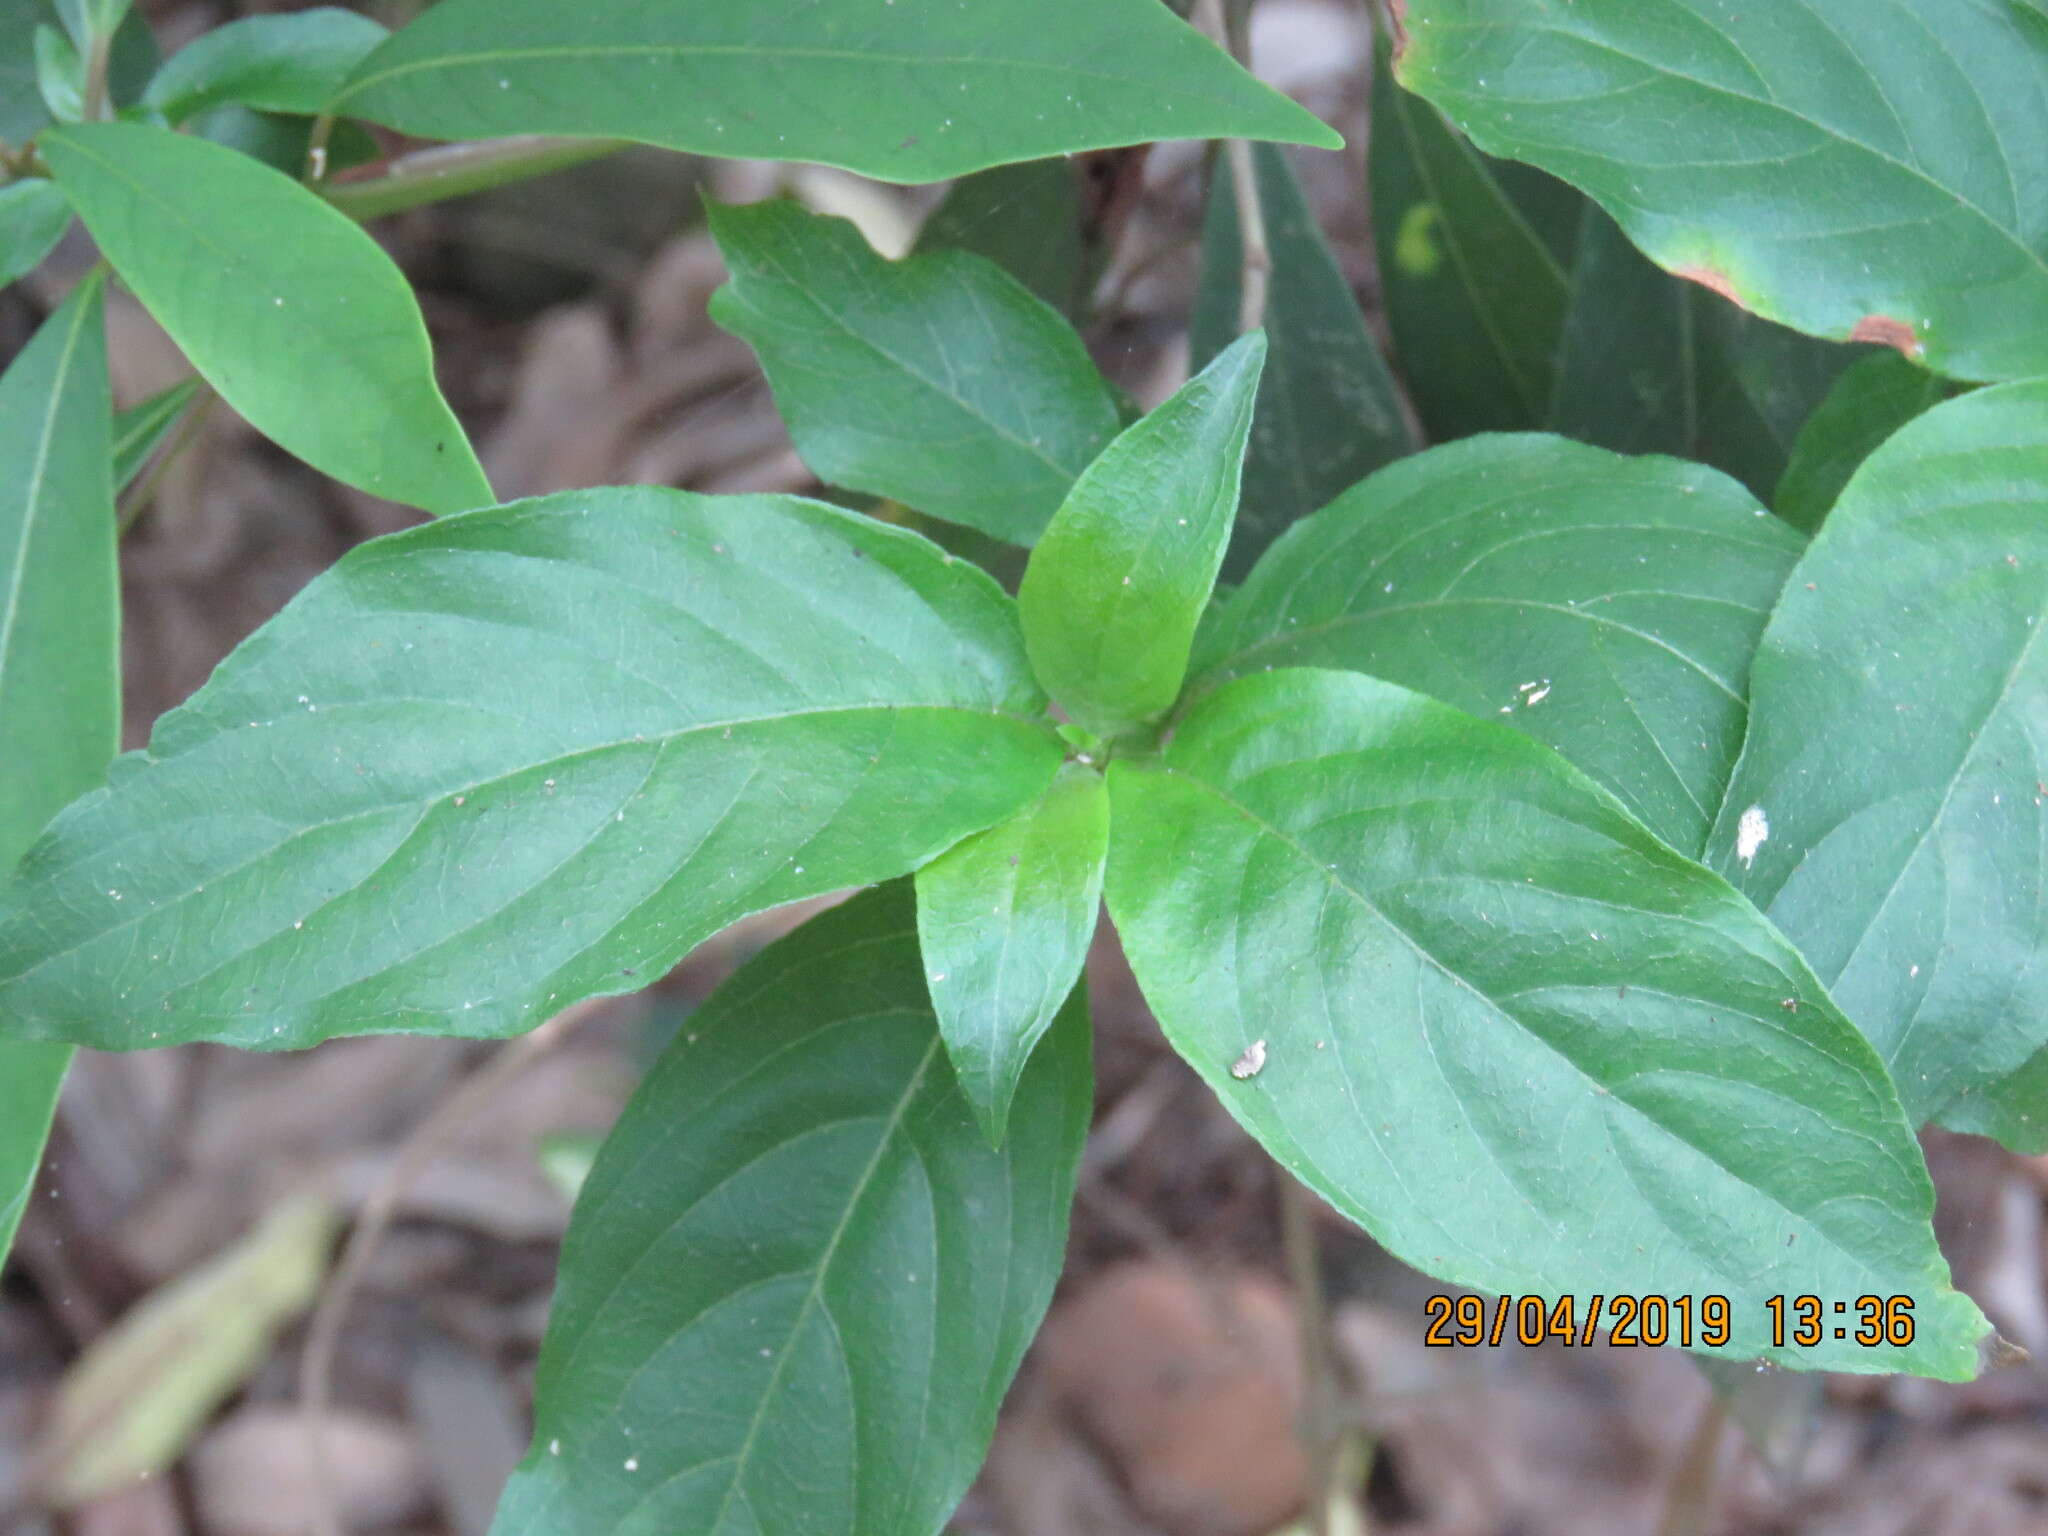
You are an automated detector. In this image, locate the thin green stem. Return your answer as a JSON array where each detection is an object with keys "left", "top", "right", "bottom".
[
  {"left": 80, "top": 28, "right": 112, "bottom": 123},
  {"left": 319, "top": 135, "right": 626, "bottom": 221},
  {"left": 1198, "top": 0, "right": 1273, "bottom": 334},
  {"left": 302, "top": 111, "right": 338, "bottom": 183},
  {"left": 117, "top": 383, "right": 216, "bottom": 537}
]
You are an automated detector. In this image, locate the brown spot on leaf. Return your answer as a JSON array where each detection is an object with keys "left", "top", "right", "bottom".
[
  {"left": 1850, "top": 313, "right": 1922, "bottom": 357},
  {"left": 1675, "top": 264, "right": 1745, "bottom": 308},
  {"left": 1388, "top": 0, "right": 1411, "bottom": 71}
]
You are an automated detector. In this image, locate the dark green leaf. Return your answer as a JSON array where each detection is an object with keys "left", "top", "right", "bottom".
[
  {"left": 1192, "top": 143, "right": 1415, "bottom": 579},
  {"left": 1773, "top": 353, "right": 1950, "bottom": 535},
  {"left": 0, "top": 489, "right": 1062, "bottom": 1052},
  {"left": 42, "top": 123, "right": 491, "bottom": 515},
  {"left": 1709, "top": 382, "right": 2048, "bottom": 1128},
  {"left": 0, "top": 274, "right": 117, "bottom": 1263},
  {"left": 334, "top": 0, "right": 1339, "bottom": 186},
  {"left": 1018, "top": 333, "right": 1265, "bottom": 737},
  {"left": 489, "top": 883, "right": 1090, "bottom": 1536},
  {"left": 1191, "top": 435, "right": 1803, "bottom": 856},
  {"left": 916, "top": 761, "right": 1106, "bottom": 1143},
  {"left": 708, "top": 197, "right": 1121, "bottom": 546},
  {"left": 112, "top": 377, "right": 200, "bottom": 491},
  {"left": 1550, "top": 206, "right": 1868, "bottom": 503},
  {"left": 1941, "top": 1047, "right": 2048, "bottom": 1154},
  {"left": 0, "top": 178, "right": 69, "bottom": 285},
  {"left": 184, "top": 103, "right": 378, "bottom": 179},
  {"left": 143, "top": 8, "right": 388, "bottom": 123},
  {"left": 1394, "top": 0, "right": 2048, "bottom": 382},
  {"left": 1369, "top": 52, "right": 1570, "bottom": 438},
  {"left": 1108, "top": 668, "right": 1987, "bottom": 1377},
  {"left": 916, "top": 157, "right": 1099, "bottom": 322}
]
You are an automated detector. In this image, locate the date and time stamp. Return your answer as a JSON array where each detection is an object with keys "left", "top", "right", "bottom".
[{"left": 1423, "top": 1292, "right": 1917, "bottom": 1351}]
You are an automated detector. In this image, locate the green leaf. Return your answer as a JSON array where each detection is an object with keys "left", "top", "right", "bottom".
[
  {"left": 708, "top": 197, "right": 1121, "bottom": 546},
  {"left": 1940, "top": 1046, "right": 2048, "bottom": 1154},
  {"left": 111, "top": 377, "right": 200, "bottom": 492},
  {"left": 334, "top": 0, "right": 1339, "bottom": 186},
  {"left": 915, "top": 762, "right": 1106, "bottom": 1144},
  {"left": 1191, "top": 435, "right": 1803, "bottom": 856},
  {"left": 916, "top": 157, "right": 1100, "bottom": 322},
  {"left": 1192, "top": 144, "right": 1416, "bottom": 580},
  {"left": 35, "top": 22, "right": 82, "bottom": 120},
  {"left": 0, "top": 488, "right": 1062, "bottom": 1052},
  {"left": 1107, "top": 668, "right": 1987, "bottom": 1378},
  {"left": 1708, "top": 382, "right": 2048, "bottom": 1129},
  {"left": 489, "top": 883, "right": 1090, "bottom": 1536},
  {"left": 0, "top": 0, "right": 150, "bottom": 141},
  {"left": 1018, "top": 332, "right": 1265, "bottom": 737},
  {"left": 1369, "top": 51, "right": 1570, "bottom": 439},
  {"left": 0, "top": 178, "right": 70, "bottom": 286},
  {"left": 1773, "top": 353, "right": 1950, "bottom": 535},
  {"left": 1393, "top": 0, "right": 2048, "bottom": 382},
  {"left": 0, "top": 274, "right": 117, "bottom": 1264},
  {"left": 41, "top": 122, "right": 491, "bottom": 516},
  {"left": 143, "top": 8, "right": 388, "bottom": 124},
  {"left": 1550, "top": 206, "right": 1868, "bottom": 504}
]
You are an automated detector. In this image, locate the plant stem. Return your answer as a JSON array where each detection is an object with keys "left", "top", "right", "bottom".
[
  {"left": 320, "top": 135, "right": 627, "bottom": 221},
  {"left": 1198, "top": 0, "right": 1274, "bottom": 334},
  {"left": 1279, "top": 1172, "right": 1340, "bottom": 1536},
  {"left": 298, "top": 1001, "right": 598, "bottom": 1536},
  {"left": 302, "top": 112, "right": 337, "bottom": 183},
  {"left": 80, "top": 27, "right": 112, "bottom": 123}
]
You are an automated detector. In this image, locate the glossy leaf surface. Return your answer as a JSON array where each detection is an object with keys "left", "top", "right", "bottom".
[
  {"left": 1109, "top": 669, "right": 1986, "bottom": 1377},
  {"left": 0, "top": 180, "right": 71, "bottom": 286},
  {"left": 709, "top": 198, "right": 1120, "bottom": 546},
  {"left": 1550, "top": 207, "right": 1867, "bottom": 504},
  {"left": 490, "top": 884, "right": 1090, "bottom": 1536},
  {"left": 1192, "top": 435, "right": 1803, "bottom": 855},
  {"left": 335, "top": 0, "right": 1338, "bottom": 184},
  {"left": 1370, "top": 57, "right": 1570, "bottom": 439},
  {"left": 1773, "top": 353, "right": 1949, "bottom": 535},
  {"left": 42, "top": 123, "right": 490, "bottom": 515},
  {"left": 1394, "top": 0, "right": 2048, "bottom": 382},
  {"left": 916, "top": 762, "right": 1106, "bottom": 1143},
  {"left": 0, "top": 490, "right": 1061, "bottom": 1052},
  {"left": 1192, "top": 143, "right": 1415, "bottom": 579},
  {"left": 1019, "top": 332, "right": 1264, "bottom": 737},
  {"left": 143, "top": 7, "right": 387, "bottom": 123},
  {"left": 1709, "top": 383, "right": 2048, "bottom": 1127},
  {"left": 0, "top": 275, "right": 116, "bottom": 1263}
]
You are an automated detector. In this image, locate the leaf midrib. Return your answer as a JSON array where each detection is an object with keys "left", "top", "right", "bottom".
[
  {"left": 1159, "top": 759, "right": 1920, "bottom": 1281},
  {"left": 0, "top": 700, "right": 1051, "bottom": 992},
  {"left": 0, "top": 281, "right": 100, "bottom": 743}
]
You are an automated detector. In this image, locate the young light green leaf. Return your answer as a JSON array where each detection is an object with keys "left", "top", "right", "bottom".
[
  {"left": 0, "top": 274, "right": 117, "bottom": 1265},
  {"left": 1394, "top": 0, "right": 2048, "bottom": 382},
  {"left": 1192, "top": 143, "right": 1415, "bottom": 579},
  {"left": 1708, "top": 382, "right": 2048, "bottom": 1129},
  {"left": 916, "top": 762, "right": 1106, "bottom": 1144},
  {"left": 708, "top": 198, "right": 1121, "bottom": 546},
  {"left": 0, "top": 180, "right": 72, "bottom": 286},
  {"left": 1369, "top": 52, "right": 1571, "bottom": 439},
  {"left": 41, "top": 122, "right": 491, "bottom": 515},
  {"left": 1018, "top": 332, "right": 1265, "bottom": 738},
  {"left": 34, "top": 22, "right": 82, "bottom": 120},
  {"left": 916, "top": 157, "right": 1102, "bottom": 322},
  {"left": 1191, "top": 435, "right": 1803, "bottom": 856},
  {"left": 142, "top": 7, "right": 388, "bottom": 124},
  {"left": 1108, "top": 668, "right": 1988, "bottom": 1378},
  {"left": 489, "top": 883, "right": 1090, "bottom": 1536},
  {"left": 112, "top": 377, "right": 201, "bottom": 492},
  {"left": 1551, "top": 206, "right": 1868, "bottom": 504},
  {"left": 334, "top": 0, "right": 1339, "bottom": 186},
  {"left": 0, "top": 489, "right": 1062, "bottom": 1053},
  {"left": 1773, "top": 353, "right": 1950, "bottom": 535}
]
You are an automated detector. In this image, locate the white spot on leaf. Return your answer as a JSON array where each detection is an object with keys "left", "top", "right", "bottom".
[
  {"left": 1230, "top": 1039, "right": 1268, "bottom": 1080},
  {"left": 1736, "top": 804, "right": 1769, "bottom": 868}
]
